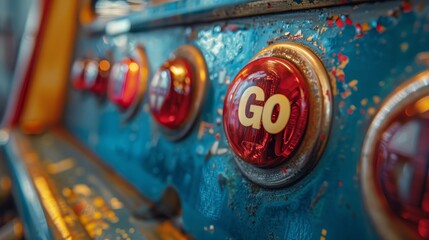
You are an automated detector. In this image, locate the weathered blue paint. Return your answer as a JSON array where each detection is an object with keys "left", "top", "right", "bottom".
[{"left": 64, "top": 1, "right": 429, "bottom": 239}]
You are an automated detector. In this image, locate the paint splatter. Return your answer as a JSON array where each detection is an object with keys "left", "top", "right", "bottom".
[
  {"left": 376, "top": 23, "right": 386, "bottom": 33},
  {"left": 341, "top": 90, "right": 352, "bottom": 99},
  {"left": 373, "top": 96, "right": 381, "bottom": 104},
  {"left": 329, "top": 53, "right": 350, "bottom": 96},
  {"left": 198, "top": 122, "right": 215, "bottom": 139},
  {"left": 345, "top": 15, "right": 353, "bottom": 25},
  {"left": 402, "top": 0, "right": 413, "bottom": 13},
  {"left": 368, "top": 107, "right": 376, "bottom": 115},
  {"left": 267, "top": 30, "right": 304, "bottom": 44},
  {"left": 335, "top": 18, "right": 344, "bottom": 28},
  {"left": 348, "top": 80, "right": 358, "bottom": 90},
  {"left": 401, "top": 42, "right": 409, "bottom": 52},
  {"left": 320, "top": 229, "right": 328, "bottom": 240},
  {"left": 326, "top": 13, "right": 389, "bottom": 38}
]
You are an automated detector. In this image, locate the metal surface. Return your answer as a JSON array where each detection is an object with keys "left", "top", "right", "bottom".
[
  {"left": 50, "top": 0, "right": 429, "bottom": 239},
  {"left": 1, "top": 129, "right": 193, "bottom": 239},
  {"left": 0, "top": 0, "right": 43, "bottom": 127},
  {"left": 86, "top": 0, "right": 373, "bottom": 35},
  {"left": 1, "top": 129, "right": 52, "bottom": 240},
  {"left": 360, "top": 70, "right": 429, "bottom": 240}
]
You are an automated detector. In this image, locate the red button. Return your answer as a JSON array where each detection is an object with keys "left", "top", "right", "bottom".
[
  {"left": 107, "top": 57, "right": 140, "bottom": 109},
  {"left": 223, "top": 57, "right": 309, "bottom": 168},
  {"left": 83, "top": 60, "right": 99, "bottom": 89},
  {"left": 71, "top": 59, "right": 110, "bottom": 94},
  {"left": 71, "top": 60, "right": 86, "bottom": 90},
  {"left": 90, "top": 59, "right": 110, "bottom": 94},
  {"left": 374, "top": 96, "right": 429, "bottom": 238},
  {"left": 149, "top": 58, "right": 193, "bottom": 129}
]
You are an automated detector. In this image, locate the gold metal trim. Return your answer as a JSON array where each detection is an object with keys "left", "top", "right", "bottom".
[
  {"left": 360, "top": 70, "right": 429, "bottom": 240},
  {"left": 153, "top": 45, "right": 208, "bottom": 141},
  {"left": 233, "top": 42, "right": 332, "bottom": 188}
]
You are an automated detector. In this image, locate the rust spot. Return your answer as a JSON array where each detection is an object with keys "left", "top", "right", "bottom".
[{"left": 310, "top": 181, "right": 328, "bottom": 209}]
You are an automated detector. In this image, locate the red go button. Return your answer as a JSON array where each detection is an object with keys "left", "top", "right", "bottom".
[{"left": 223, "top": 57, "right": 309, "bottom": 168}]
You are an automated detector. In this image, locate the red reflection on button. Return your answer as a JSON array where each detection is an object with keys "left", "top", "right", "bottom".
[
  {"left": 108, "top": 58, "right": 140, "bottom": 109},
  {"left": 71, "top": 59, "right": 110, "bottom": 94},
  {"left": 149, "top": 58, "right": 193, "bottom": 129},
  {"left": 223, "top": 57, "right": 309, "bottom": 168},
  {"left": 90, "top": 59, "right": 110, "bottom": 94},
  {"left": 375, "top": 96, "right": 429, "bottom": 238},
  {"left": 71, "top": 60, "right": 86, "bottom": 90}
]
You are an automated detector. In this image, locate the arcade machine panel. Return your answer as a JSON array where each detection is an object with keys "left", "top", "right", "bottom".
[{"left": 1, "top": 0, "right": 429, "bottom": 239}]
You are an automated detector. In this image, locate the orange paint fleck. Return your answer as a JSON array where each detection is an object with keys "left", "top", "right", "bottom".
[
  {"left": 376, "top": 23, "right": 385, "bottom": 33},
  {"left": 362, "top": 22, "right": 371, "bottom": 32}
]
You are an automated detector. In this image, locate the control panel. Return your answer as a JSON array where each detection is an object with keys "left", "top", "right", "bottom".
[{"left": 38, "top": 0, "right": 429, "bottom": 239}]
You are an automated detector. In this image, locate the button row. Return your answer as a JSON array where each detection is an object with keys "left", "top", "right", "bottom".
[{"left": 70, "top": 43, "right": 332, "bottom": 188}]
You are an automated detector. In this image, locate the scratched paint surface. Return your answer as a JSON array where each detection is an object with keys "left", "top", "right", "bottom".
[{"left": 64, "top": 1, "right": 429, "bottom": 239}]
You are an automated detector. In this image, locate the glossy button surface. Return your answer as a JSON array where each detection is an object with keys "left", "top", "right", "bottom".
[
  {"left": 223, "top": 57, "right": 309, "bottom": 168},
  {"left": 149, "top": 58, "right": 193, "bottom": 129},
  {"left": 374, "top": 96, "right": 429, "bottom": 238},
  {"left": 71, "top": 59, "right": 110, "bottom": 94},
  {"left": 108, "top": 57, "right": 140, "bottom": 109},
  {"left": 71, "top": 60, "right": 86, "bottom": 90},
  {"left": 90, "top": 59, "right": 110, "bottom": 94}
]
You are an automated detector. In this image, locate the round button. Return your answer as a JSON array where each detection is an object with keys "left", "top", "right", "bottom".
[
  {"left": 83, "top": 60, "right": 99, "bottom": 89},
  {"left": 107, "top": 57, "right": 141, "bottom": 109},
  {"left": 224, "top": 43, "right": 331, "bottom": 188},
  {"left": 71, "top": 59, "right": 110, "bottom": 94},
  {"left": 149, "top": 58, "right": 193, "bottom": 129},
  {"left": 361, "top": 70, "right": 429, "bottom": 239},
  {"left": 71, "top": 60, "right": 86, "bottom": 90},
  {"left": 90, "top": 59, "right": 110, "bottom": 94},
  {"left": 375, "top": 98, "right": 429, "bottom": 238},
  {"left": 148, "top": 45, "right": 208, "bottom": 141},
  {"left": 223, "top": 57, "right": 309, "bottom": 168}
]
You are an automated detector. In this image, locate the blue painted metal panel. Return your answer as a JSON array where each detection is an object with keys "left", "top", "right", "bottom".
[{"left": 64, "top": 1, "right": 429, "bottom": 239}]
